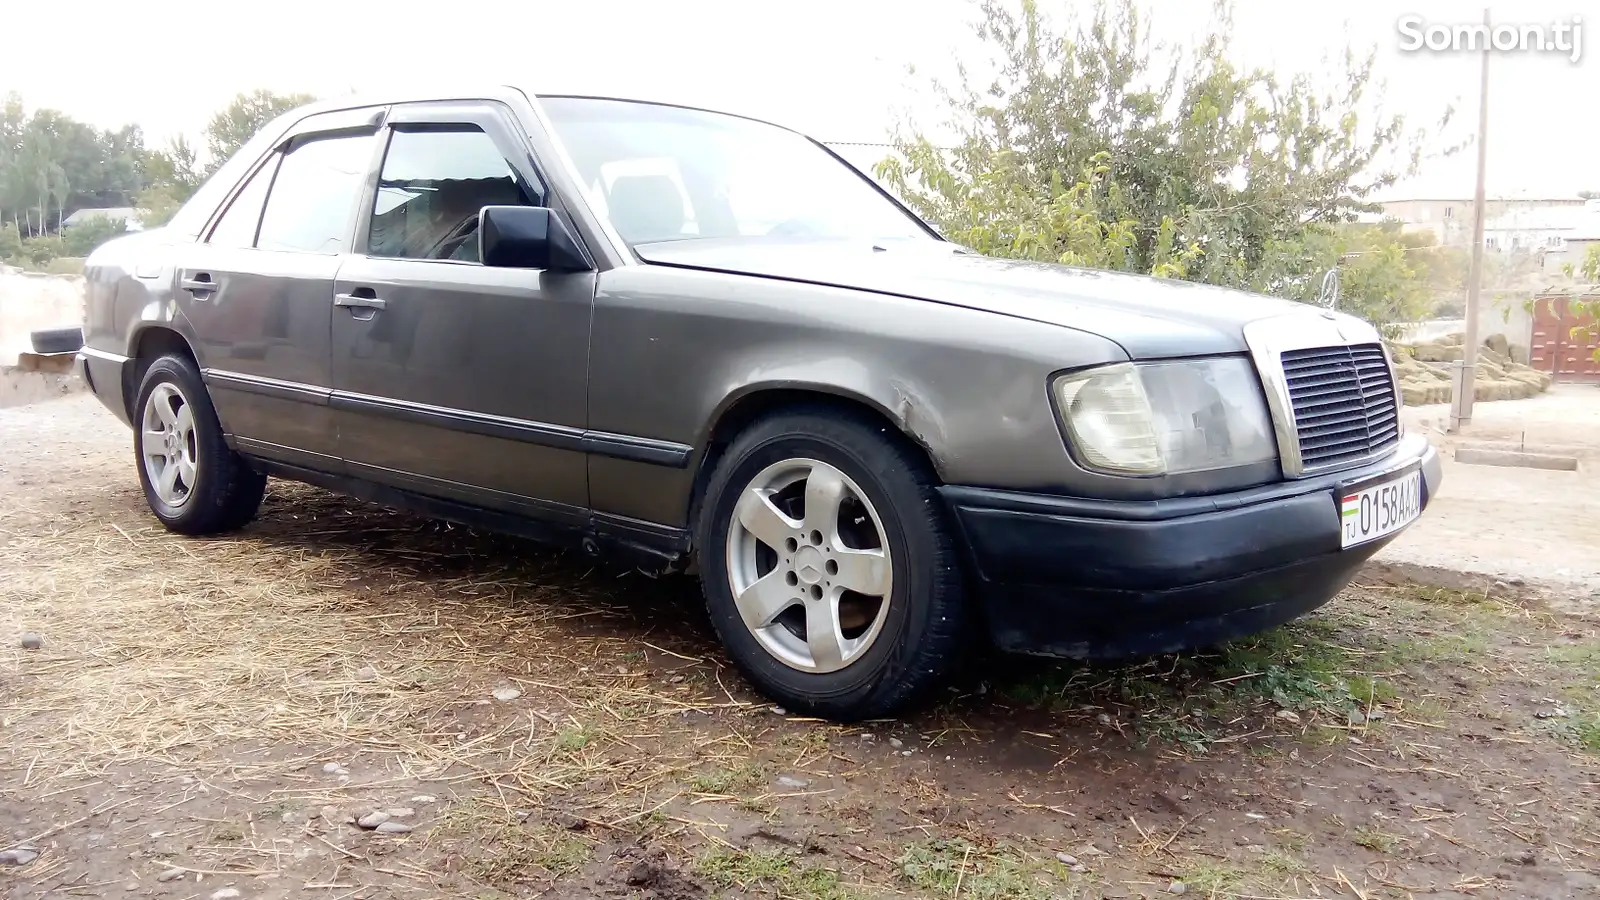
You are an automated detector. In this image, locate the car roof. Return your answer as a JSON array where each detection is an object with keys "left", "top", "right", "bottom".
[{"left": 284, "top": 85, "right": 801, "bottom": 137}]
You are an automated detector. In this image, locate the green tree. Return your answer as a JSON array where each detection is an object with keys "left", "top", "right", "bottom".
[
  {"left": 17, "top": 232, "right": 65, "bottom": 267},
  {"left": 1565, "top": 245, "right": 1600, "bottom": 360},
  {"left": 60, "top": 214, "right": 129, "bottom": 256},
  {"left": 0, "top": 93, "right": 28, "bottom": 229},
  {"left": 877, "top": 0, "right": 1456, "bottom": 327},
  {"left": 203, "top": 89, "right": 314, "bottom": 173},
  {"left": 0, "top": 95, "right": 153, "bottom": 233},
  {"left": 137, "top": 135, "right": 203, "bottom": 227},
  {"left": 135, "top": 182, "right": 187, "bottom": 228},
  {"left": 142, "top": 134, "right": 200, "bottom": 192},
  {"left": 0, "top": 220, "right": 21, "bottom": 262}
]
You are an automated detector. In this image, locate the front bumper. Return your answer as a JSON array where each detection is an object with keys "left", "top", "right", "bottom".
[{"left": 940, "top": 433, "right": 1442, "bottom": 659}]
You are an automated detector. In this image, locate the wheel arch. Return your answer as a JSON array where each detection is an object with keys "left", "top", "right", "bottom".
[
  {"left": 122, "top": 326, "right": 199, "bottom": 421},
  {"left": 686, "top": 383, "right": 944, "bottom": 535}
]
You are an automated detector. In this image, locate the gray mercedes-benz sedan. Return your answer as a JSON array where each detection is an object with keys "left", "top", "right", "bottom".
[{"left": 70, "top": 87, "right": 1441, "bottom": 720}]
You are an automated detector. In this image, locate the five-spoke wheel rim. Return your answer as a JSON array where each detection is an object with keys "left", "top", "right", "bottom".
[
  {"left": 141, "top": 382, "right": 198, "bottom": 508},
  {"left": 725, "top": 458, "right": 893, "bottom": 674}
]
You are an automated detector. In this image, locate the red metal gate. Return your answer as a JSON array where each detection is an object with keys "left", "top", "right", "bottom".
[{"left": 1530, "top": 294, "right": 1600, "bottom": 383}]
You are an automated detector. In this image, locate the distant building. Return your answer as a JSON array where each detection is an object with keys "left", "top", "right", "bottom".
[
  {"left": 1374, "top": 196, "right": 1586, "bottom": 246},
  {"left": 61, "top": 207, "right": 145, "bottom": 232},
  {"left": 1482, "top": 203, "right": 1591, "bottom": 254},
  {"left": 1548, "top": 226, "right": 1600, "bottom": 276}
]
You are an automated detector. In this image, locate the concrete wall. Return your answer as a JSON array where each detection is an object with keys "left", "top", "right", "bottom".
[
  {"left": 1397, "top": 290, "right": 1535, "bottom": 363},
  {"left": 1485, "top": 290, "right": 1536, "bottom": 358},
  {"left": 0, "top": 266, "right": 86, "bottom": 366}
]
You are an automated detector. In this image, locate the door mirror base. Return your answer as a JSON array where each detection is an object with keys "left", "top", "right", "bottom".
[{"left": 479, "top": 206, "right": 591, "bottom": 271}]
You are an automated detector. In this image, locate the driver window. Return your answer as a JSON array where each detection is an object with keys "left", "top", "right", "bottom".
[{"left": 367, "top": 126, "right": 538, "bottom": 262}]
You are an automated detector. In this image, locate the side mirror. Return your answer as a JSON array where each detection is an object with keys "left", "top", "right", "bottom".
[{"left": 478, "top": 206, "right": 591, "bottom": 271}]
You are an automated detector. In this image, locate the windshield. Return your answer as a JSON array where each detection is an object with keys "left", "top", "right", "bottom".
[{"left": 538, "top": 97, "right": 936, "bottom": 247}]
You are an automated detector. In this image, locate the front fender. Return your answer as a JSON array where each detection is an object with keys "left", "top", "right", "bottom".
[{"left": 586, "top": 266, "right": 1127, "bottom": 527}]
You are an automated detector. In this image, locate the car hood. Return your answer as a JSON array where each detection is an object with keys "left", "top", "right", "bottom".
[{"left": 632, "top": 238, "right": 1323, "bottom": 358}]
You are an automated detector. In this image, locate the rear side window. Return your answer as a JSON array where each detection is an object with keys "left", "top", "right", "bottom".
[
  {"left": 206, "top": 154, "right": 280, "bottom": 248},
  {"left": 256, "top": 134, "right": 375, "bottom": 254},
  {"left": 367, "top": 128, "right": 538, "bottom": 263}
]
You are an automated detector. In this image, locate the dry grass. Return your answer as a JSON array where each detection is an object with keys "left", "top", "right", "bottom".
[
  {"left": 0, "top": 481, "right": 755, "bottom": 827},
  {"left": 4, "top": 428, "right": 1599, "bottom": 899}
]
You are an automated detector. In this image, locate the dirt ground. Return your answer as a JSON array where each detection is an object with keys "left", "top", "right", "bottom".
[
  {"left": 3, "top": 396, "right": 1598, "bottom": 900},
  {"left": 0, "top": 368, "right": 79, "bottom": 410}
]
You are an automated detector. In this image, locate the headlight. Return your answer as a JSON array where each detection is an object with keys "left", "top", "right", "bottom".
[{"left": 1052, "top": 358, "right": 1278, "bottom": 476}]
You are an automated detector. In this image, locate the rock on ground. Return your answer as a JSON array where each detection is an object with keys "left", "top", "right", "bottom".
[{"left": 0, "top": 847, "right": 39, "bottom": 866}]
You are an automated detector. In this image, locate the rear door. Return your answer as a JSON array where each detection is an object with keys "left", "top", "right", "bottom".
[
  {"left": 181, "top": 107, "right": 383, "bottom": 471},
  {"left": 329, "top": 100, "right": 594, "bottom": 524}
]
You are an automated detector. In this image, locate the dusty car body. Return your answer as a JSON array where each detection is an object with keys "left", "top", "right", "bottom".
[{"left": 70, "top": 86, "right": 1441, "bottom": 719}]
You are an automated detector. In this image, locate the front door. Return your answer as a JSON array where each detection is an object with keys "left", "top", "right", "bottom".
[
  {"left": 181, "top": 110, "right": 382, "bottom": 470},
  {"left": 330, "top": 101, "right": 594, "bottom": 525}
]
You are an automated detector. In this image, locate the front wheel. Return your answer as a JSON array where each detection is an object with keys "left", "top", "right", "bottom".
[
  {"left": 132, "top": 354, "right": 266, "bottom": 535},
  {"left": 697, "top": 408, "right": 970, "bottom": 721}
]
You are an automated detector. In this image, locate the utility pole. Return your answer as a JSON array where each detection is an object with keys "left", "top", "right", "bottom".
[{"left": 1450, "top": 7, "right": 1492, "bottom": 433}]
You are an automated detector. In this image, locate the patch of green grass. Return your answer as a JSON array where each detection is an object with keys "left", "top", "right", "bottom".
[
  {"left": 1183, "top": 861, "right": 1245, "bottom": 894},
  {"left": 1260, "top": 849, "right": 1310, "bottom": 875},
  {"left": 898, "top": 839, "right": 1055, "bottom": 900},
  {"left": 1394, "top": 584, "right": 1493, "bottom": 607},
  {"left": 439, "top": 800, "right": 594, "bottom": 886},
  {"left": 553, "top": 724, "right": 596, "bottom": 755},
  {"left": 697, "top": 848, "right": 860, "bottom": 900},
  {"left": 1435, "top": 633, "right": 1491, "bottom": 662},
  {"left": 993, "top": 615, "right": 1406, "bottom": 753},
  {"left": 1209, "top": 620, "right": 1399, "bottom": 722},
  {"left": 1352, "top": 824, "right": 1401, "bottom": 854},
  {"left": 1574, "top": 718, "right": 1600, "bottom": 753},
  {"left": 777, "top": 726, "right": 832, "bottom": 757},
  {"left": 1544, "top": 641, "right": 1600, "bottom": 755},
  {"left": 1151, "top": 720, "right": 1218, "bottom": 755},
  {"left": 1404, "top": 697, "right": 1450, "bottom": 724},
  {"left": 689, "top": 760, "right": 763, "bottom": 794},
  {"left": 1548, "top": 641, "right": 1600, "bottom": 672},
  {"left": 1346, "top": 674, "right": 1398, "bottom": 705}
]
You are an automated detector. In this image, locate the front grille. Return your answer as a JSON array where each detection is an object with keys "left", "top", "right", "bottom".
[{"left": 1280, "top": 343, "right": 1400, "bottom": 471}]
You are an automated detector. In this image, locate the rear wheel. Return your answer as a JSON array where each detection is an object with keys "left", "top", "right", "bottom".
[
  {"left": 697, "top": 407, "right": 970, "bottom": 720},
  {"left": 133, "top": 354, "right": 266, "bottom": 535}
]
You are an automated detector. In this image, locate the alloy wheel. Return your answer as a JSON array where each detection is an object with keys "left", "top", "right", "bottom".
[
  {"left": 141, "top": 382, "right": 198, "bottom": 508},
  {"left": 724, "top": 458, "right": 893, "bottom": 673}
]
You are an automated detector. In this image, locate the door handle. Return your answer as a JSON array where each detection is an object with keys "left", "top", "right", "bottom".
[
  {"left": 334, "top": 292, "right": 386, "bottom": 311},
  {"left": 180, "top": 274, "right": 217, "bottom": 296}
]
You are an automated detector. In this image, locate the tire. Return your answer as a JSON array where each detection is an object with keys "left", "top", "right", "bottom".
[
  {"left": 697, "top": 406, "right": 970, "bottom": 721},
  {"left": 132, "top": 354, "right": 266, "bottom": 535},
  {"left": 30, "top": 326, "right": 83, "bottom": 355}
]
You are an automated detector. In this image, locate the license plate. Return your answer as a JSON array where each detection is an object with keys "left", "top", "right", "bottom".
[{"left": 1339, "top": 469, "right": 1422, "bottom": 549}]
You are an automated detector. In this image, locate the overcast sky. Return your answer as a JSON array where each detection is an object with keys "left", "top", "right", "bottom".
[{"left": 3, "top": 0, "right": 1593, "bottom": 201}]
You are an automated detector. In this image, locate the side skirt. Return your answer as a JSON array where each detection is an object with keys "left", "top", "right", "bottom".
[{"left": 247, "top": 456, "right": 693, "bottom": 575}]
